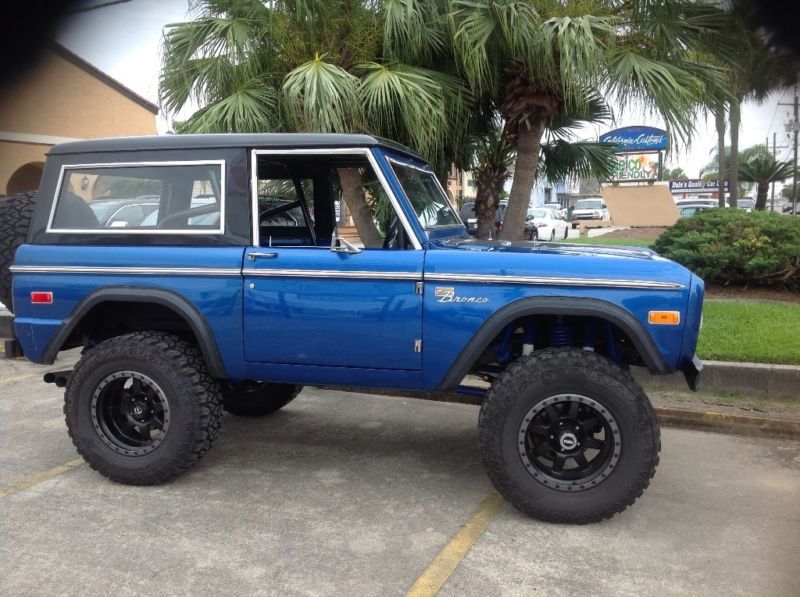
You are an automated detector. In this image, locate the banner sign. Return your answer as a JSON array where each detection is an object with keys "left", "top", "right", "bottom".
[
  {"left": 600, "top": 126, "right": 669, "bottom": 152},
  {"left": 669, "top": 179, "right": 730, "bottom": 193},
  {"left": 609, "top": 153, "right": 660, "bottom": 181}
]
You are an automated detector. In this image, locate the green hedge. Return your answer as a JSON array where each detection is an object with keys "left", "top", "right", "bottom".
[{"left": 653, "top": 209, "right": 800, "bottom": 288}]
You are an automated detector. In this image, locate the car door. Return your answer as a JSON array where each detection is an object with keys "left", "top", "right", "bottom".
[{"left": 242, "top": 150, "right": 424, "bottom": 371}]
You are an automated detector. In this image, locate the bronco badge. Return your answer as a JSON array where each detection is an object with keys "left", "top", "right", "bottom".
[{"left": 435, "top": 287, "right": 489, "bottom": 304}]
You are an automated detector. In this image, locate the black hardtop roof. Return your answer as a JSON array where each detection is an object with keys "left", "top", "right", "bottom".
[{"left": 49, "top": 133, "right": 422, "bottom": 160}]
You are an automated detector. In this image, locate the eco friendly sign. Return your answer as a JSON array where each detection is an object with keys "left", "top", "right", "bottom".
[
  {"left": 609, "top": 153, "right": 660, "bottom": 182},
  {"left": 600, "top": 126, "right": 669, "bottom": 152}
]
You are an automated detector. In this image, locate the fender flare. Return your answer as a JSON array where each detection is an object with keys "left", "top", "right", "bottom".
[
  {"left": 42, "top": 286, "right": 228, "bottom": 378},
  {"left": 436, "top": 296, "right": 671, "bottom": 390}
]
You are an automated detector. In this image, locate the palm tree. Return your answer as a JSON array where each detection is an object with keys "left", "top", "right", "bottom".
[
  {"left": 468, "top": 94, "right": 617, "bottom": 240},
  {"left": 738, "top": 145, "right": 796, "bottom": 211},
  {"left": 709, "top": 5, "right": 798, "bottom": 208},
  {"left": 470, "top": 119, "right": 515, "bottom": 239},
  {"left": 161, "top": 0, "right": 472, "bottom": 164},
  {"left": 431, "top": 0, "right": 734, "bottom": 240},
  {"left": 160, "top": 0, "right": 473, "bottom": 245}
]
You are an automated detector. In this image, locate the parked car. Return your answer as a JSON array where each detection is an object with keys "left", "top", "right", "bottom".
[
  {"left": 543, "top": 202, "right": 567, "bottom": 219},
  {"left": 526, "top": 208, "right": 569, "bottom": 241},
  {"left": 737, "top": 198, "right": 755, "bottom": 212},
  {"left": 678, "top": 204, "right": 715, "bottom": 218},
  {"left": 460, "top": 201, "right": 527, "bottom": 237},
  {"left": 0, "top": 133, "right": 704, "bottom": 524},
  {"left": 570, "top": 197, "right": 610, "bottom": 227},
  {"left": 674, "top": 198, "right": 723, "bottom": 209},
  {"left": 88, "top": 197, "right": 159, "bottom": 228}
]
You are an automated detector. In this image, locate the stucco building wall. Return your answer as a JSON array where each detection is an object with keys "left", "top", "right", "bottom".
[{"left": 0, "top": 45, "right": 158, "bottom": 195}]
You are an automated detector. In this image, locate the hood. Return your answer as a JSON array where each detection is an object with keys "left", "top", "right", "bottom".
[{"left": 426, "top": 236, "right": 693, "bottom": 290}]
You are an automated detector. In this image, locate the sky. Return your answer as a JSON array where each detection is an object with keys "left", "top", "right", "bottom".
[{"left": 55, "top": 0, "right": 798, "bottom": 179}]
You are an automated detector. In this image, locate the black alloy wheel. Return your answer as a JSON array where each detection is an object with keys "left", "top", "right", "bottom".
[
  {"left": 91, "top": 370, "right": 171, "bottom": 456},
  {"left": 518, "top": 394, "right": 619, "bottom": 491}
]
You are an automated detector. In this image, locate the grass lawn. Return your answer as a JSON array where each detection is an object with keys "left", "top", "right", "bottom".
[
  {"left": 697, "top": 300, "right": 800, "bottom": 365},
  {"left": 562, "top": 236, "right": 655, "bottom": 248}
]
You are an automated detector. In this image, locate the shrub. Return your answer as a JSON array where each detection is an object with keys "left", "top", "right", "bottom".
[{"left": 653, "top": 209, "right": 800, "bottom": 288}]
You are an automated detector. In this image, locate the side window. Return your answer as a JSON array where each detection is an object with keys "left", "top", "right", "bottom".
[
  {"left": 49, "top": 162, "right": 223, "bottom": 233},
  {"left": 256, "top": 162, "right": 315, "bottom": 246},
  {"left": 331, "top": 165, "right": 399, "bottom": 249},
  {"left": 254, "top": 155, "right": 414, "bottom": 250}
]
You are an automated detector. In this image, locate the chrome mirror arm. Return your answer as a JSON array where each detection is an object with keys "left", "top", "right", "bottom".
[{"left": 330, "top": 227, "right": 362, "bottom": 254}]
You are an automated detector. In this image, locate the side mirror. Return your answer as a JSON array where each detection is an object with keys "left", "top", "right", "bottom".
[{"left": 330, "top": 227, "right": 362, "bottom": 254}]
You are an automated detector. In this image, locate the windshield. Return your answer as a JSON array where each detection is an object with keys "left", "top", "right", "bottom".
[
  {"left": 575, "top": 199, "right": 602, "bottom": 210},
  {"left": 390, "top": 161, "right": 461, "bottom": 229},
  {"left": 528, "top": 209, "right": 547, "bottom": 218}
]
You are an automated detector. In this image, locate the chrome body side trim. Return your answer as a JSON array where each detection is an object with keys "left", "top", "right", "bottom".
[
  {"left": 425, "top": 273, "right": 684, "bottom": 290},
  {"left": 10, "top": 265, "right": 241, "bottom": 277},
  {"left": 249, "top": 148, "right": 423, "bottom": 250},
  {"left": 46, "top": 160, "right": 227, "bottom": 235},
  {"left": 10, "top": 264, "right": 683, "bottom": 289},
  {"left": 243, "top": 268, "right": 421, "bottom": 281}
]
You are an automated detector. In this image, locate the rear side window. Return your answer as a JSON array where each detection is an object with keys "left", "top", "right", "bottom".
[{"left": 48, "top": 161, "right": 224, "bottom": 234}]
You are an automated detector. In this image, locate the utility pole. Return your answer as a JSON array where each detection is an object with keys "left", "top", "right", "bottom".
[
  {"left": 780, "top": 88, "right": 799, "bottom": 215},
  {"left": 771, "top": 132, "right": 776, "bottom": 212},
  {"left": 794, "top": 93, "right": 799, "bottom": 216}
]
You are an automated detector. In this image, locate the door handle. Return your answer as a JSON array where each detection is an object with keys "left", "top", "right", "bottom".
[{"left": 248, "top": 252, "right": 279, "bottom": 261}]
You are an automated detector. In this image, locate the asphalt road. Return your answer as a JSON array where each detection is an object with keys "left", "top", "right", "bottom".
[{"left": 1, "top": 356, "right": 799, "bottom": 596}]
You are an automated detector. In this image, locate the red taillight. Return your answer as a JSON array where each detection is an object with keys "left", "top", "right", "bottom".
[
  {"left": 499, "top": 221, "right": 504, "bottom": 230},
  {"left": 31, "top": 291, "right": 53, "bottom": 304},
  {"left": 537, "top": 223, "right": 548, "bottom": 228}
]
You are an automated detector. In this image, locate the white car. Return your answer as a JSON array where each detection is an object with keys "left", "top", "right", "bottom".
[
  {"left": 570, "top": 198, "right": 610, "bottom": 227},
  {"left": 526, "top": 208, "right": 569, "bottom": 241}
]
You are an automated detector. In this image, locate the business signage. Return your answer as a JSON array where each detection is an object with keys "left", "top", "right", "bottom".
[
  {"left": 600, "top": 126, "right": 669, "bottom": 152},
  {"left": 609, "top": 153, "right": 660, "bottom": 182},
  {"left": 669, "top": 179, "right": 730, "bottom": 193}
]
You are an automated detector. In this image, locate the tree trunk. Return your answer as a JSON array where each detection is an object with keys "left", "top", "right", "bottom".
[
  {"left": 715, "top": 105, "right": 726, "bottom": 208},
  {"left": 474, "top": 169, "right": 503, "bottom": 240},
  {"left": 338, "top": 168, "right": 383, "bottom": 248},
  {"left": 755, "top": 180, "right": 769, "bottom": 211},
  {"left": 729, "top": 98, "right": 741, "bottom": 209},
  {"left": 500, "top": 117, "right": 545, "bottom": 241}
]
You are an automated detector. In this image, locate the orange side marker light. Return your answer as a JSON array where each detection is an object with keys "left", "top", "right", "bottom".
[{"left": 648, "top": 311, "right": 680, "bottom": 325}]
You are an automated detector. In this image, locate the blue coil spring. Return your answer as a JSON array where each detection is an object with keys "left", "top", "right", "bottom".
[{"left": 549, "top": 316, "right": 573, "bottom": 347}]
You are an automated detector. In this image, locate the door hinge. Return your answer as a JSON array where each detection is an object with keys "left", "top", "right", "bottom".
[
  {"left": 413, "top": 339, "right": 422, "bottom": 353},
  {"left": 415, "top": 281, "right": 424, "bottom": 295}
]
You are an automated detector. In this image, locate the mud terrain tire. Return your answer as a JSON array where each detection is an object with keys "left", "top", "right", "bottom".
[
  {"left": 0, "top": 191, "right": 37, "bottom": 312},
  {"left": 479, "top": 347, "right": 660, "bottom": 524},
  {"left": 64, "top": 331, "right": 223, "bottom": 485}
]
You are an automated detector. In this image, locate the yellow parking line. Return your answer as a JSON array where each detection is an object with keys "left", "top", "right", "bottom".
[
  {"left": 2, "top": 372, "right": 38, "bottom": 384},
  {"left": 0, "top": 458, "right": 84, "bottom": 498},
  {"left": 407, "top": 491, "right": 505, "bottom": 596}
]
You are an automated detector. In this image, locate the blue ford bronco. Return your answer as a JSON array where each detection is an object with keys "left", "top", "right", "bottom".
[{"left": 0, "top": 134, "right": 703, "bottom": 523}]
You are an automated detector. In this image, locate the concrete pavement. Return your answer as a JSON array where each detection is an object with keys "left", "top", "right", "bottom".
[{"left": 1, "top": 358, "right": 799, "bottom": 596}]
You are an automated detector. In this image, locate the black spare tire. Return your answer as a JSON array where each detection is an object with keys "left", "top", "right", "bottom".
[{"left": 0, "top": 191, "right": 37, "bottom": 312}]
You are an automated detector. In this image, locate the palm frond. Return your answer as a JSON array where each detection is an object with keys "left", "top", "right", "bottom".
[
  {"left": 538, "top": 140, "right": 618, "bottom": 184},
  {"left": 282, "top": 55, "right": 362, "bottom": 133}
]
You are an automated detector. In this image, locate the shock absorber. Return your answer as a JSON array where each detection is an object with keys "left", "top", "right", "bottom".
[{"left": 522, "top": 317, "right": 536, "bottom": 355}]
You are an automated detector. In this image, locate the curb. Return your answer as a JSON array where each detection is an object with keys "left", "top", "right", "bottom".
[
  {"left": 632, "top": 361, "right": 800, "bottom": 401},
  {"left": 654, "top": 407, "right": 800, "bottom": 440},
  {"left": 324, "top": 387, "right": 800, "bottom": 440}
]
